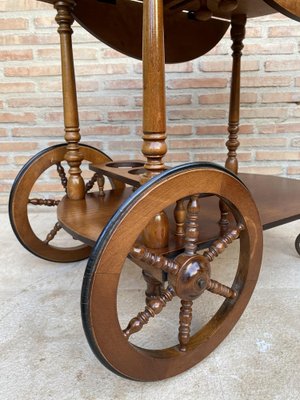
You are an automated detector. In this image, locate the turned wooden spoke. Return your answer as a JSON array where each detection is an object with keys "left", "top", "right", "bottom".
[
  {"left": 203, "top": 223, "right": 244, "bottom": 262},
  {"left": 184, "top": 196, "right": 200, "bottom": 256},
  {"left": 123, "top": 286, "right": 175, "bottom": 339},
  {"left": 174, "top": 199, "right": 186, "bottom": 236},
  {"left": 130, "top": 244, "right": 179, "bottom": 275},
  {"left": 56, "top": 162, "right": 68, "bottom": 191},
  {"left": 178, "top": 300, "right": 193, "bottom": 352},
  {"left": 44, "top": 221, "right": 62, "bottom": 244},
  {"left": 28, "top": 198, "right": 60, "bottom": 207},
  {"left": 85, "top": 173, "right": 98, "bottom": 193},
  {"left": 207, "top": 279, "right": 237, "bottom": 299},
  {"left": 142, "top": 270, "right": 164, "bottom": 305}
]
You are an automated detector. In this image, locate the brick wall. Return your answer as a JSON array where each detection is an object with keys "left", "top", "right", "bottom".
[{"left": 0, "top": 0, "right": 300, "bottom": 207}]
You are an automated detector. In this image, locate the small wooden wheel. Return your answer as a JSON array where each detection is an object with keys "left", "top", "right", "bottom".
[
  {"left": 295, "top": 234, "right": 300, "bottom": 255},
  {"left": 9, "top": 143, "right": 124, "bottom": 263},
  {"left": 82, "top": 162, "right": 263, "bottom": 381}
]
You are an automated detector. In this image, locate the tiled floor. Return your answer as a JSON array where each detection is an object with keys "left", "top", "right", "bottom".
[{"left": 0, "top": 212, "right": 299, "bottom": 400}]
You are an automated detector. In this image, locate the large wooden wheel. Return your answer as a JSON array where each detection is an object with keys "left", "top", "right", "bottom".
[
  {"left": 9, "top": 143, "right": 124, "bottom": 263},
  {"left": 81, "top": 162, "right": 263, "bottom": 381}
]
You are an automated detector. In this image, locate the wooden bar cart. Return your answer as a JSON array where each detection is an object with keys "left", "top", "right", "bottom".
[{"left": 9, "top": 0, "right": 300, "bottom": 381}]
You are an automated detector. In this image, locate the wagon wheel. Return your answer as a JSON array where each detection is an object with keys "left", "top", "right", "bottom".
[
  {"left": 295, "top": 234, "right": 300, "bottom": 255},
  {"left": 9, "top": 143, "right": 124, "bottom": 263},
  {"left": 81, "top": 162, "right": 263, "bottom": 381}
]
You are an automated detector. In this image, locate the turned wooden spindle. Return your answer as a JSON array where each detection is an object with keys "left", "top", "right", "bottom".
[
  {"left": 44, "top": 221, "right": 62, "bottom": 244},
  {"left": 226, "top": 14, "right": 246, "bottom": 174},
  {"left": 174, "top": 199, "right": 186, "bottom": 237},
  {"left": 123, "top": 286, "right": 175, "bottom": 339},
  {"left": 97, "top": 175, "right": 105, "bottom": 197},
  {"left": 178, "top": 300, "right": 193, "bottom": 352},
  {"left": 207, "top": 279, "right": 237, "bottom": 299},
  {"left": 85, "top": 173, "right": 98, "bottom": 193},
  {"left": 142, "top": 270, "right": 163, "bottom": 304},
  {"left": 56, "top": 162, "right": 68, "bottom": 191},
  {"left": 55, "top": 0, "right": 85, "bottom": 200},
  {"left": 28, "top": 198, "right": 60, "bottom": 207},
  {"left": 184, "top": 196, "right": 200, "bottom": 256},
  {"left": 130, "top": 244, "right": 179, "bottom": 275},
  {"left": 220, "top": 14, "right": 246, "bottom": 231},
  {"left": 203, "top": 223, "right": 244, "bottom": 262},
  {"left": 140, "top": 0, "right": 169, "bottom": 250}
]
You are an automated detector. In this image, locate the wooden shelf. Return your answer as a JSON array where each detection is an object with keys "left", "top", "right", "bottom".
[{"left": 57, "top": 173, "right": 300, "bottom": 254}]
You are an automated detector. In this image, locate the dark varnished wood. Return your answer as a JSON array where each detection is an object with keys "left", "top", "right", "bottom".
[
  {"left": 9, "top": 144, "right": 124, "bottom": 262},
  {"left": 55, "top": 0, "right": 85, "bottom": 200},
  {"left": 81, "top": 164, "right": 263, "bottom": 381},
  {"left": 57, "top": 172, "right": 300, "bottom": 249}
]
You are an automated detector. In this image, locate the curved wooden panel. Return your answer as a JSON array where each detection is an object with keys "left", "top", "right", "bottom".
[
  {"left": 263, "top": 0, "right": 300, "bottom": 21},
  {"left": 72, "top": 0, "right": 229, "bottom": 63}
]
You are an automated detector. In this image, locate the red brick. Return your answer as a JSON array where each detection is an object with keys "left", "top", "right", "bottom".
[
  {"left": 262, "top": 92, "right": 300, "bottom": 103},
  {"left": 78, "top": 96, "right": 129, "bottom": 107},
  {"left": 239, "top": 166, "right": 283, "bottom": 175},
  {"left": 34, "top": 16, "right": 56, "bottom": 28},
  {"left": 7, "top": 97, "right": 63, "bottom": 108},
  {"left": 0, "top": 142, "right": 37, "bottom": 152},
  {"left": 168, "top": 109, "right": 226, "bottom": 120},
  {"left": 108, "top": 141, "right": 141, "bottom": 151},
  {"left": 0, "top": 18, "right": 28, "bottom": 29},
  {"left": 101, "top": 48, "right": 127, "bottom": 58},
  {"left": 108, "top": 111, "right": 142, "bottom": 121},
  {"left": 199, "top": 93, "right": 257, "bottom": 105},
  {"left": 240, "top": 107, "right": 288, "bottom": 119},
  {"left": 75, "top": 64, "right": 127, "bottom": 76},
  {"left": 244, "top": 43, "right": 295, "bottom": 55},
  {"left": 12, "top": 127, "right": 63, "bottom": 137},
  {"left": 265, "top": 60, "right": 300, "bottom": 72},
  {"left": 104, "top": 79, "right": 142, "bottom": 90},
  {"left": 268, "top": 26, "right": 300, "bottom": 37},
  {"left": 0, "top": 129, "right": 7, "bottom": 137},
  {"left": 4, "top": 65, "right": 61, "bottom": 77},
  {"left": 239, "top": 137, "right": 287, "bottom": 147},
  {"left": 0, "top": 34, "right": 59, "bottom": 46},
  {"left": 194, "top": 152, "right": 251, "bottom": 162},
  {"left": 256, "top": 151, "right": 300, "bottom": 161},
  {"left": 168, "top": 125, "right": 193, "bottom": 136},
  {"left": 241, "top": 76, "right": 291, "bottom": 87},
  {"left": 82, "top": 126, "right": 130, "bottom": 136},
  {"left": 0, "top": 170, "right": 18, "bottom": 179},
  {"left": 0, "top": 82, "right": 35, "bottom": 93},
  {"left": 135, "top": 95, "right": 192, "bottom": 107},
  {"left": 169, "top": 139, "right": 225, "bottom": 149},
  {"left": 0, "top": 1, "right": 49, "bottom": 11},
  {"left": 0, "top": 112, "right": 36, "bottom": 123},
  {"left": 0, "top": 155, "right": 9, "bottom": 164},
  {"left": 167, "top": 78, "right": 228, "bottom": 89},
  {"left": 200, "top": 60, "right": 259, "bottom": 72},
  {"left": 165, "top": 152, "right": 190, "bottom": 163},
  {"left": 0, "top": 49, "right": 32, "bottom": 61},
  {"left": 39, "top": 80, "right": 98, "bottom": 92},
  {"left": 287, "top": 166, "right": 300, "bottom": 175},
  {"left": 37, "top": 48, "right": 98, "bottom": 60}
]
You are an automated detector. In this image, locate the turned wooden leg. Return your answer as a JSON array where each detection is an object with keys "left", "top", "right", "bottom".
[
  {"left": 140, "top": 0, "right": 169, "bottom": 249},
  {"left": 219, "top": 14, "right": 246, "bottom": 232},
  {"left": 55, "top": 0, "right": 85, "bottom": 200}
]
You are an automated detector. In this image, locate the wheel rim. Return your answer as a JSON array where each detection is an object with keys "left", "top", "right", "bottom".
[
  {"left": 9, "top": 143, "right": 124, "bottom": 263},
  {"left": 82, "top": 164, "right": 263, "bottom": 381}
]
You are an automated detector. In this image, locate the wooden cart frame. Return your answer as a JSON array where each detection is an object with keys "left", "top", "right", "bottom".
[{"left": 9, "top": 0, "right": 300, "bottom": 381}]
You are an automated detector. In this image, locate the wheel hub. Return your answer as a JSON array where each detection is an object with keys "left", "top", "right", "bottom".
[{"left": 168, "top": 254, "right": 211, "bottom": 301}]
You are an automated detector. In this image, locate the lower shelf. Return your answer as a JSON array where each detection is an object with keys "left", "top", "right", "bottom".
[{"left": 57, "top": 173, "right": 300, "bottom": 253}]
